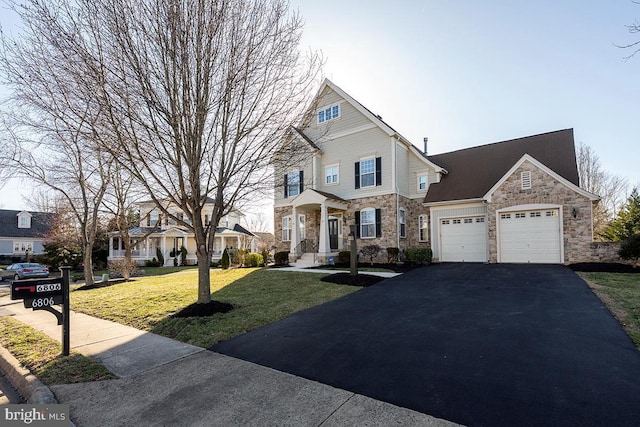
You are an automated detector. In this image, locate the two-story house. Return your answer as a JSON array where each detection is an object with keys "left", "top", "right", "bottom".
[
  {"left": 274, "top": 79, "right": 599, "bottom": 265},
  {"left": 108, "top": 198, "right": 255, "bottom": 266},
  {"left": 0, "top": 210, "right": 55, "bottom": 262}
]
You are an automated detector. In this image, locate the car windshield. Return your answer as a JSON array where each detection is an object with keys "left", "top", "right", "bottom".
[{"left": 26, "top": 263, "right": 42, "bottom": 268}]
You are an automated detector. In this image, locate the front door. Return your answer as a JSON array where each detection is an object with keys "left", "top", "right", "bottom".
[{"left": 328, "top": 218, "right": 339, "bottom": 250}]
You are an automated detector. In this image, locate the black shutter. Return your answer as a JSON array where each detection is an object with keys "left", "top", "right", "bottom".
[
  {"left": 375, "top": 157, "right": 382, "bottom": 186},
  {"left": 283, "top": 174, "right": 288, "bottom": 198},
  {"left": 354, "top": 162, "right": 360, "bottom": 189},
  {"left": 375, "top": 208, "right": 382, "bottom": 237},
  {"left": 299, "top": 170, "right": 304, "bottom": 193},
  {"left": 355, "top": 210, "right": 361, "bottom": 238}
]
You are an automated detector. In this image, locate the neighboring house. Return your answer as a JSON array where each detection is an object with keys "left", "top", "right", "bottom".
[
  {"left": 108, "top": 199, "right": 256, "bottom": 266},
  {"left": 0, "top": 210, "right": 55, "bottom": 262},
  {"left": 274, "top": 79, "right": 599, "bottom": 265}
]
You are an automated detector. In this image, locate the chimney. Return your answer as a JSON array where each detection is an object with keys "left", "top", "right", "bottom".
[{"left": 423, "top": 137, "right": 428, "bottom": 155}]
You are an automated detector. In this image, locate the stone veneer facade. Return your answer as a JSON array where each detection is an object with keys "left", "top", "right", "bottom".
[
  {"left": 487, "top": 160, "right": 594, "bottom": 264},
  {"left": 274, "top": 193, "right": 430, "bottom": 262}
]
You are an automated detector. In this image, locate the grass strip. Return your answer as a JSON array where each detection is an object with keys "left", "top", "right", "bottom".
[
  {"left": 579, "top": 272, "right": 640, "bottom": 348},
  {"left": 0, "top": 316, "right": 116, "bottom": 385}
]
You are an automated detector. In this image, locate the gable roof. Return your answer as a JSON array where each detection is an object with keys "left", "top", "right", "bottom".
[
  {"left": 424, "top": 129, "right": 580, "bottom": 204},
  {"left": 0, "top": 209, "right": 56, "bottom": 238},
  {"left": 306, "top": 79, "right": 446, "bottom": 173}
]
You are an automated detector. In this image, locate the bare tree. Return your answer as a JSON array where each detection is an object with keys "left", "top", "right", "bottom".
[
  {"left": 577, "top": 143, "right": 629, "bottom": 237},
  {"left": 619, "top": 2, "right": 640, "bottom": 59},
  {"left": 0, "top": 6, "right": 114, "bottom": 286},
  {"left": 1, "top": 0, "right": 322, "bottom": 303}
]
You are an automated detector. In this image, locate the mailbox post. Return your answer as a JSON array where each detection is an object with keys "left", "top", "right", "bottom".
[{"left": 11, "top": 266, "right": 71, "bottom": 356}]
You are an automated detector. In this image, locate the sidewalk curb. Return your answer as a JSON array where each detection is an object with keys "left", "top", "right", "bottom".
[{"left": 0, "top": 344, "right": 58, "bottom": 404}]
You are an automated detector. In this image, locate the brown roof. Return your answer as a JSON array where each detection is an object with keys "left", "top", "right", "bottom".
[
  {"left": 424, "top": 129, "right": 579, "bottom": 203},
  {"left": 313, "top": 189, "right": 347, "bottom": 202}
]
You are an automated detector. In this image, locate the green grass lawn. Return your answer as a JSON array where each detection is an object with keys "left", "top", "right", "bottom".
[
  {"left": 580, "top": 272, "right": 640, "bottom": 348},
  {"left": 0, "top": 317, "right": 115, "bottom": 384},
  {"left": 70, "top": 268, "right": 359, "bottom": 348}
]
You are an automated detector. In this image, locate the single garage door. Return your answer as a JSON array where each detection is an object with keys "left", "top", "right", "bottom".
[
  {"left": 440, "top": 216, "right": 487, "bottom": 262},
  {"left": 499, "top": 209, "right": 562, "bottom": 263}
]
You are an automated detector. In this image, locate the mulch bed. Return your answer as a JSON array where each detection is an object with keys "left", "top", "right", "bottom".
[
  {"left": 313, "top": 262, "right": 416, "bottom": 273},
  {"left": 320, "top": 273, "right": 385, "bottom": 287},
  {"left": 172, "top": 301, "right": 234, "bottom": 318},
  {"left": 75, "top": 278, "right": 128, "bottom": 291},
  {"left": 569, "top": 263, "right": 640, "bottom": 273}
]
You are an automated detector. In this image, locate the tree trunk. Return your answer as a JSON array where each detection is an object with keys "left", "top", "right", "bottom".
[
  {"left": 197, "top": 248, "right": 211, "bottom": 304},
  {"left": 83, "top": 244, "right": 94, "bottom": 287}
]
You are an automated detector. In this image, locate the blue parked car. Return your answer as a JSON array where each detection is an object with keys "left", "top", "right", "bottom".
[{"left": 0, "top": 263, "right": 49, "bottom": 281}]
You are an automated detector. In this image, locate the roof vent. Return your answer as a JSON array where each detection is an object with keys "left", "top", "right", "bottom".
[{"left": 423, "top": 137, "right": 428, "bottom": 155}]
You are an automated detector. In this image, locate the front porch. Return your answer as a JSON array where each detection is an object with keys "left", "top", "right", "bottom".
[{"left": 287, "top": 189, "right": 350, "bottom": 266}]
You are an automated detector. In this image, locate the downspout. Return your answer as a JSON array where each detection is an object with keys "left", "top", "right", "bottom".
[{"left": 393, "top": 137, "right": 400, "bottom": 248}]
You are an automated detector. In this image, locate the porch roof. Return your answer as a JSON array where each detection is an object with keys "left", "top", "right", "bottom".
[{"left": 291, "top": 189, "right": 348, "bottom": 210}]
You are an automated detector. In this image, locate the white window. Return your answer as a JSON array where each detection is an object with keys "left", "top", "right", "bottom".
[
  {"left": 521, "top": 171, "right": 532, "bottom": 190},
  {"left": 418, "top": 175, "right": 428, "bottom": 191},
  {"left": 464, "top": 218, "right": 473, "bottom": 224},
  {"left": 325, "top": 165, "right": 339, "bottom": 185},
  {"left": 501, "top": 213, "right": 511, "bottom": 219},
  {"left": 298, "top": 214, "right": 306, "bottom": 240},
  {"left": 149, "top": 210, "right": 159, "bottom": 226},
  {"left": 13, "top": 242, "right": 33, "bottom": 253},
  {"left": 515, "top": 213, "right": 526, "bottom": 219},
  {"left": 530, "top": 212, "right": 541, "bottom": 218},
  {"left": 18, "top": 215, "right": 30, "bottom": 228},
  {"left": 442, "top": 219, "right": 450, "bottom": 225},
  {"left": 282, "top": 217, "right": 292, "bottom": 241},
  {"left": 453, "top": 219, "right": 461, "bottom": 224},
  {"left": 287, "top": 171, "right": 300, "bottom": 197},
  {"left": 476, "top": 217, "right": 485, "bottom": 223},
  {"left": 399, "top": 208, "right": 406, "bottom": 238},
  {"left": 317, "top": 103, "right": 340, "bottom": 124},
  {"left": 546, "top": 210, "right": 559, "bottom": 217},
  {"left": 360, "top": 158, "right": 375, "bottom": 188},
  {"left": 419, "top": 215, "right": 428, "bottom": 242},
  {"left": 360, "top": 208, "right": 376, "bottom": 239}
]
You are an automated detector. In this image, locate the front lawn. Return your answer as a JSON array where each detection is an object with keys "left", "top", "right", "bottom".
[
  {"left": 70, "top": 268, "right": 359, "bottom": 348},
  {"left": 580, "top": 272, "right": 640, "bottom": 348}
]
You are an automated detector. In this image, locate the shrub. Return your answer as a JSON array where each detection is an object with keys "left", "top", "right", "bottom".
[
  {"left": 180, "top": 246, "right": 188, "bottom": 266},
  {"left": 244, "top": 253, "right": 264, "bottom": 267},
  {"left": 145, "top": 257, "right": 161, "bottom": 267},
  {"left": 619, "top": 234, "right": 640, "bottom": 260},
  {"left": 109, "top": 258, "right": 138, "bottom": 281},
  {"left": 156, "top": 247, "right": 164, "bottom": 266},
  {"left": 173, "top": 257, "right": 178, "bottom": 267},
  {"left": 338, "top": 251, "right": 351, "bottom": 264},
  {"left": 404, "top": 247, "right": 432, "bottom": 266},
  {"left": 221, "top": 248, "right": 230, "bottom": 269},
  {"left": 210, "top": 261, "right": 219, "bottom": 268},
  {"left": 386, "top": 247, "right": 400, "bottom": 264},
  {"left": 232, "top": 249, "right": 247, "bottom": 266},
  {"left": 261, "top": 249, "right": 271, "bottom": 265},
  {"left": 274, "top": 251, "right": 289, "bottom": 266},
  {"left": 360, "top": 245, "right": 380, "bottom": 265}
]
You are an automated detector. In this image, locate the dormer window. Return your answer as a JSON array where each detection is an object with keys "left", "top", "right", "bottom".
[
  {"left": 17, "top": 212, "right": 32, "bottom": 229},
  {"left": 317, "top": 103, "right": 340, "bottom": 124},
  {"left": 417, "top": 174, "right": 428, "bottom": 191}
]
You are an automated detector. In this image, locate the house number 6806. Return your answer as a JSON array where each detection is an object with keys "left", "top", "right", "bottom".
[{"left": 32, "top": 297, "right": 55, "bottom": 308}]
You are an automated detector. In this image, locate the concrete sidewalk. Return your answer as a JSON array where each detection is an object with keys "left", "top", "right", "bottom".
[{"left": 0, "top": 294, "right": 457, "bottom": 426}]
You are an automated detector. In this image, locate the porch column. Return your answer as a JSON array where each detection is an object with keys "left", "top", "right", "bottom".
[
  {"left": 161, "top": 236, "right": 167, "bottom": 265},
  {"left": 290, "top": 206, "right": 298, "bottom": 254},
  {"left": 145, "top": 236, "right": 150, "bottom": 258},
  {"left": 236, "top": 236, "right": 241, "bottom": 250},
  {"left": 108, "top": 236, "right": 113, "bottom": 258},
  {"left": 319, "top": 202, "right": 330, "bottom": 255},
  {"left": 221, "top": 236, "right": 226, "bottom": 251}
]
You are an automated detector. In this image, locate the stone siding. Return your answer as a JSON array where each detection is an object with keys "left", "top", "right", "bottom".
[
  {"left": 487, "top": 160, "right": 594, "bottom": 264},
  {"left": 273, "top": 193, "right": 432, "bottom": 264}
]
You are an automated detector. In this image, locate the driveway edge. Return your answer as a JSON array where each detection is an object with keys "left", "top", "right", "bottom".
[{"left": 0, "top": 344, "right": 58, "bottom": 404}]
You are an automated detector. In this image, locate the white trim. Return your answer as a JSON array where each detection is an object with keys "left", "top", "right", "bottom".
[
  {"left": 418, "top": 214, "right": 429, "bottom": 242},
  {"left": 417, "top": 173, "right": 429, "bottom": 192},
  {"left": 360, "top": 207, "right": 376, "bottom": 239},
  {"left": 484, "top": 154, "right": 600, "bottom": 203},
  {"left": 316, "top": 101, "right": 342, "bottom": 124},
  {"left": 326, "top": 123, "right": 377, "bottom": 140},
  {"left": 496, "top": 204, "right": 564, "bottom": 264},
  {"left": 437, "top": 214, "right": 488, "bottom": 263},
  {"left": 324, "top": 163, "right": 340, "bottom": 186}
]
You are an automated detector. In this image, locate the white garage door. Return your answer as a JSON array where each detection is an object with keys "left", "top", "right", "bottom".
[
  {"left": 440, "top": 217, "right": 487, "bottom": 262},
  {"left": 499, "top": 209, "right": 562, "bottom": 263}
]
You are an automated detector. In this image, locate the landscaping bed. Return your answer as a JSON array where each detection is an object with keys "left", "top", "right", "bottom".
[{"left": 320, "top": 273, "right": 385, "bottom": 287}]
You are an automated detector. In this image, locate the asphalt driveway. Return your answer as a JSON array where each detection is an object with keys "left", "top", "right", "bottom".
[{"left": 212, "top": 264, "right": 640, "bottom": 426}]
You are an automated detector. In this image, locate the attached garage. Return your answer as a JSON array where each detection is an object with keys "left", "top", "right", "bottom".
[
  {"left": 439, "top": 216, "right": 487, "bottom": 262},
  {"left": 498, "top": 207, "right": 562, "bottom": 264}
]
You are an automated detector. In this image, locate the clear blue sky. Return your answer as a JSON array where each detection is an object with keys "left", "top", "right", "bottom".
[{"left": 1, "top": 1, "right": 638, "bottom": 213}]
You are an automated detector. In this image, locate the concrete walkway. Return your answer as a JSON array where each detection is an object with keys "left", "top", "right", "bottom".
[{"left": 0, "top": 294, "right": 457, "bottom": 426}]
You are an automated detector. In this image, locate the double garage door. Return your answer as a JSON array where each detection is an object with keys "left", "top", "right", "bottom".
[{"left": 439, "top": 208, "right": 562, "bottom": 264}]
